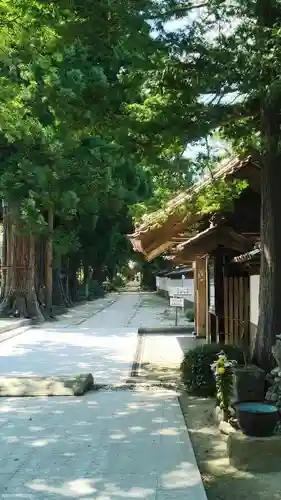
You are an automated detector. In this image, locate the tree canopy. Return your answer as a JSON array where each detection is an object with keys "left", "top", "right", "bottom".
[
  {"left": 2, "top": 0, "right": 281, "bottom": 367},
  {"left": 130, "top": 0, "right": 281, "bottom": 369},
  {"left": 0, "top": 0, "right": 172, "bottom": 286}
]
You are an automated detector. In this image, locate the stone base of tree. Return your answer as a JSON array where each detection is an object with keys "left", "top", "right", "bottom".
[
  {"left": 265, "top": 367, "right": 281, "bottom": 409},
  {"left": 0, "top": 291, "right": 45, "bottom": 322},
  {"left": 0, "top": 373, "right": 94, "bottom": 397},
  {"left": 227, "top": 431, "right": 281, "bottom": 472}
]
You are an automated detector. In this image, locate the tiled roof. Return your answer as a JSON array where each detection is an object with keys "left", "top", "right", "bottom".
[{"left": 131, "top": 155, "right": 258, "bottom": 237}]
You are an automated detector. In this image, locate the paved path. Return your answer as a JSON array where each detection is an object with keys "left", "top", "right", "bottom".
[
  {"left": 0, "top": 293, "right": 194, "bottom": 383},
  {"left": 0, "top": 294, "right": 141, "bottom": 384},
  {"left": 0, "top": 293, "right": 207, "bottom": 500}
]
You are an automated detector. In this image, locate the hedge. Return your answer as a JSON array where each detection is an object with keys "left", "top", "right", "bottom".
[{"left": 180, "top": 343, "right": 245, "bottom": 396}]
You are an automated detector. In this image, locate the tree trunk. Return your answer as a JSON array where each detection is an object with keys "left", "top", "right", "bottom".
[
  {"left": 45, "top": 208, "right": 53, "bottom": 315},
  {"left": 253, "top": 106, "right": 281, "bottom": 370},
  {"left": 140, "top": 262, "right": 156, "bottom": 291},
  {"left": 83, "top": 260, "right": 93, "bottom": 300},
  {"left": 0, "top": 209, "right": 44, "bottom": 321},
  {"left": 52, "top": 266, "right": 70, "bottom": 308},
  {"left": 107, "top": 265, "right": 117, "bottom": 282},
  {"left": 35, "top": 238, "right": 51, "bottom": 319},
  {"left": 1, "top": 203, "right": 9, "bottom": 300},
  {"left": 83, "top": 262, "right": 89, "bottom": 300},
  {"left": 64, "top": 257, "right": 72, "bottom": 306},
  {"left": 92, "top": 266, "right": 105, "bottom": 284},
  {"left": 2, "top": 203, "right": 12, "bottom": 302},
  {"left": 68, "top": 255, "right": 80, "bottom": 303}
]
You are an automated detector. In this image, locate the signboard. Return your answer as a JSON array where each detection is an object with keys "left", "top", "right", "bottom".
[
  {"left": 169, "top": 296, "right": 184, "bottom": 308},
  {"left": 169, "top": 287, "right": 191, "bottom": 297}
]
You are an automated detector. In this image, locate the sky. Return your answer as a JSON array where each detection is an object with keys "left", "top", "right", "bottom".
[
  {"left": 161, "top": 9, "right": 235, "bottom": 162},
  {"left": 161, "top": 15, "right": 230, "bottom": 161}
]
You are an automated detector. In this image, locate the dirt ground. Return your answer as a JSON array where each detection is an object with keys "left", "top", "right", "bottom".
[
  {"left": 179, "top": 394, "right": 281, "bottom": 500},
  {"left": 141, "top": 363, "right": 281, "bottom": 500}
]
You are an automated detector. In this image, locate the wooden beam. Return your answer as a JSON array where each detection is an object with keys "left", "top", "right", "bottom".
[
  {"left": 169, "top": 254, "right": 195, "bottom": 264},
  {"left": 205, "top": 256, "right": 210, "bottom": 343},
  {"left": 228, "top": 277, "right": 234, "bottom": 345},
  {"left": 194, "top": 257, "right": 207, "bottom": 339},
  {"left": 145, "top": 240, "right": 173, "bottom": 262},
  {"left": 143, "top": 220, "right": 190, "bottom": 260},
  {"left": 224, "top": 276, "right": 229, "bottom": 344},
  {"left": 233, "top": 277, "right": 239, "bottom": 346},
  {"left": 140, "top": 216, "right": 186, "bottom": 252}
]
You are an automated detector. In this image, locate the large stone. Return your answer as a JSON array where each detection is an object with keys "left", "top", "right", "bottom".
[
  {"left": 219, "top": 420, "right": 236, "bottom": 435},
  {"left": 272, "top": 338, "right": 281, "bottom": 370},
  {"left": 227, "top": 431, "right": 281, "bottom": 472},
  {"left": 266, "top": 390, "right": 278, "bottom": 402},
  {"left": 213, "top": 406, "right": 224, "bottom": 424},
  {"left": 0, "top": 373, "right": 94, "bottom": 397}
]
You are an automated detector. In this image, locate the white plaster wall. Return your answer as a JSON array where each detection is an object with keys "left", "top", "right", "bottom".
[
  {"left": 167, "top": 278, "right": 195, "bottom": 302},
  {"left": 156, "top": 276, "right": 195, "bottom": 302},
  {"left": 156, "top": 276, "right": 167, "bottom": 292},
  {"left": 180, "top": 337, "right": 206, "bottom": 350},
  {"left": 162, "top": 277, "right": 168, "bottom": 291},
  {"left": 250, "top": 275, "right": 259, "bottom": 326}
]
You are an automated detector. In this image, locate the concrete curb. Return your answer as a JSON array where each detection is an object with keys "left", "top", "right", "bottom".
[
  {"left": 0, "top": 318, "right": 31, "bottom": 335},
  {"left": 0, "top": 322, "right": 32, "bottom": 345},
  {"left": 138, "top": 326, "right": 195, "bottom": 334},
  {"left": 37, "top": 296, "right": 119, "bottom": 329},
  {"left": 72, "top": 298, "right": 118, "bottom": 326}
]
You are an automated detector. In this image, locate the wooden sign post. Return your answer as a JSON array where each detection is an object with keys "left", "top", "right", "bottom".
[{"left": 169, "top": 296, "right": 185, "bottom": 326}]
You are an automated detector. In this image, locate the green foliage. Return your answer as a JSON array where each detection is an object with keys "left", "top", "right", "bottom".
[
  {"left": 185, "top": 309, "right": 195, "bottom": 322},
  {"left": 88, "top": 280, "right": 105, "bottom": 300},
  {"left": 0, "top": 0, "right": 173, "bottom": 280},
  {"left": 130, "top": 0, "right": 281, "bottom": 161},
  {"left": 180, "top": 343, "right": 244, "bottom": 396},
  {"left": 3, "top": 0, "right": 274, "bottom": 295},
  {"left": 53, "top": 228, "right": 80, "bottom": 257},
  {"left": 197, "top": 179, "right": 249, "bottom": 215},
  {"left": 125, "top": 0, "right": 281, "bottom": 224},
  {"left": 111, "top": 275, "right": 126, "bottom": 290},
  {"left": 77, "top": 280, "right": 105, "bottom": 301}
]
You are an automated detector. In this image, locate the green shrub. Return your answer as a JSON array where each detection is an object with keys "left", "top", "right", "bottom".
[
  {"left": 77, "top": 279, "right": 105, "bottom": 300},
  {"left": 112, "top": 275, "right": 125, "bottom": 288},
  {"left": 180, "top": 343, "right": 245, "bottom": 396},
  {"left": 89, "top": 280, "right": 105, "bottom": 298},
  {"left": 185, "top": 309, "right": 195, "bottom": 322}
]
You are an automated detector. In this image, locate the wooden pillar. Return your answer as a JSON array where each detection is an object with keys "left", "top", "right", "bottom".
[
  {"left": 214, "top": 251, "right": 226, "bottom": 343},
  {"left": 194, "top": 257, "right": 207, "bottom": 339}
]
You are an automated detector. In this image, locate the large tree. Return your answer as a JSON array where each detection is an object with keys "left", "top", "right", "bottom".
[
  {"left": 0, "top": 0, "right": 163, "bottom": 318},
  {"left": 128, "top": 0, "right": 281, "bottom": 369}
]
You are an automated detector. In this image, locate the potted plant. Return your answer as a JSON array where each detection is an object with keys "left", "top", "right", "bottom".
[{"left": 211, "top": 351, "right": 237, "bottom": 421}]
